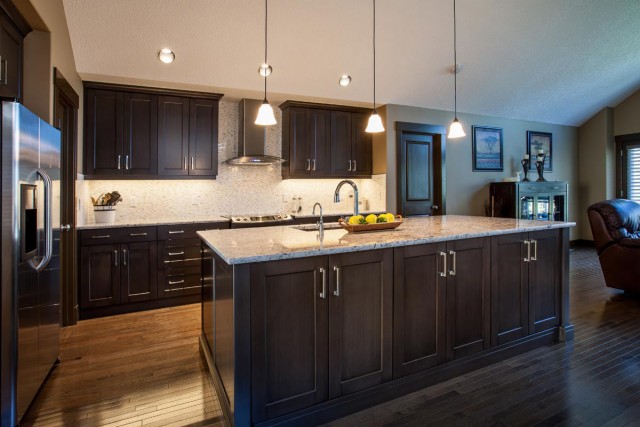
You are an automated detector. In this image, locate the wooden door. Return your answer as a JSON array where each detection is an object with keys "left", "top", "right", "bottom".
[
  {"left": 85, "top": 89, "right": 124, "bottom": 175},
  {"left": 490, "top": 233, "right": 529, "bottom": 346},
  {"left": 188, "top": 98, "right": 218, "bottom": 176},
  {"left": 289, "top": 107, "right": 311, "bottom": 176},
  {"left": 328, "top": 249, "right": 393, "bottom": 398},
  {"left": 120, "top": 242, "right": 157, "bottom": 303},
  {"left": 330, "top": 110, "right": 352, "bottom": 176},
  {"left": 0, "top": 21, "right": 22, "bottom": 100},
  {"left": 528, "top": 229, "right": 562, "bottom": 333},
  {"left": 398, "top": 133, "right": 434, "bottom": 216},
  {"left": 251, "top": 256, "right": 329, "bottom": 421},
  {"left": 158, "top": 95, "right": 189, "bottom": 176},
  {"left": 393, "top": 243, "right": 447, "bottom": 378},
  {"left": 123, "top": 92, "right": 157, "bottom": 176},
  {"left": 351, "top": 112, "right": 372, "bottom": 176},
  {"left": 80, "top": 244, "right": 121, "bottom": 308},
  {"left": 306, "top": 109, "right": 331, "bottom": 176},
  {"left": 445, "top": 237, "right": 490, "bottom": 360}
]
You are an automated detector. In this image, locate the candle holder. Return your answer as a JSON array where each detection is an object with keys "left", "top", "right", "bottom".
[
  {"left": 535, "top": 153, "right": 547, "bottom": 182},
  {"left": 521, "top": 158, "right": 530, "bottom": 182}
]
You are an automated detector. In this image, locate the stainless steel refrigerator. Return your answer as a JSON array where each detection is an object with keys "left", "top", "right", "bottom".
[{"left": 1, "top": 102, "right": 61, "bottom": 426}]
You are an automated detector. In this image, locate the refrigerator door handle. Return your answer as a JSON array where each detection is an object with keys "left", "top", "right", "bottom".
[{"left": 28, "top": 169, "right": 53, "bottom": 272}]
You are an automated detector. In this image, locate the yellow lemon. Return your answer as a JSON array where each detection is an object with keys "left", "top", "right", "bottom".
[
  {"left": 348, "top": 216, "right": 360, "bottom": 225},
  {"left": 377, "top": 214, "right": 387, "bottom": 223},
  {"left": 365, "top": 214, "right": 377, "bottom": 224},
  {"left": 386, "top": 213, "right": 395, "bottom": 222}
]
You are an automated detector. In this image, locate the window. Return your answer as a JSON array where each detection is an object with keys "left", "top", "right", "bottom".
[{"left": 617, "top": 135, "right": 640, "bottom": 202}]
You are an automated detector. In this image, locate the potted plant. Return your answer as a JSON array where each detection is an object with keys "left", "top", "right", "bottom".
[{"left": 91, "top": 191, "right": 122, "bottom": 223}]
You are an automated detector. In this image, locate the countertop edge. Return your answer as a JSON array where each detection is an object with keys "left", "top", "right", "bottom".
[{"left": 77, "top": 218, "right": 230, "bottom": 230}]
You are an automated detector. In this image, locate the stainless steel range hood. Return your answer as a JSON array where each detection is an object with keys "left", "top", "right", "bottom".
[{"left": 225, "top": 98, "right": 285, "bottom": 166}]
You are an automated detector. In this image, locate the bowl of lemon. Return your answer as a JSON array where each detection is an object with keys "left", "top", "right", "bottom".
[{"left": 338, "top": 213, "right": 403, "bottom": 233}]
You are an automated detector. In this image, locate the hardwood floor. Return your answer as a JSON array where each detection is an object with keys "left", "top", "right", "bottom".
[
  {"left": 22, "top": 304, "right": 225, "bottom": 427},
  {"left": 325, "top": 247, "right": 640, "bottom": 427},
  {"left": 23, "top": 248, "right": 639, "bottom": 426}
]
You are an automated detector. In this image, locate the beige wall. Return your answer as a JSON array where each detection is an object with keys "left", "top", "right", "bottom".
[
  {"left": 377, "top": 105, "right": 580, "bottom": 240},
  {"left": 614, "top": 89, "right": 640, "bottom": 136}
]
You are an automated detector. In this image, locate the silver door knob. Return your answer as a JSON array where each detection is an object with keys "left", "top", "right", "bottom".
[
  {"left": 431, "top": 205, "right": 439, "bottom": 211},
  {"left": 60, "top": 224, "right": 71, "bottom": 231}
]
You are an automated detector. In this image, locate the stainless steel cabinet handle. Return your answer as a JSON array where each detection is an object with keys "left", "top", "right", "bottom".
[
  {"left": 448, "top": 250, "right": 457, "bottom": 276},
  {"left": 353, "top": 160, "right": 356, "bottom": 172},
  {"left": 184, "top": 157, "right": 187, "bottom": 170},
  {"left": 0, "top": 57, "right": 7, "bottom": 86},
  {"left": 319, "top": 267, "right": 327, "bottom": 298},
  {"left": 531, "top": 239, "right": 538, "bottom": 261},
  {"left": 439, "top": 252, "right": 447, "bottom": 277},
  {"left": 168, "top": 280, "right": 185, "bottom": 285},
  {"left": 122, "top": 249, "right": 128, "bottom": 266},
  {"left": 114, "top": 250, "right": 119, "bottom": 267},
  {"left": 91, "top": 235, "right": 110, "bottom": 239},
  {"left": 306, "top": 159, "right": 311, "bottom": 171},
  {"left": 60, "top": 224, "right": 71, "bottom": 231},
  {"left": 191, "top": 157, "right": 195, "bottom": 170},
  {"left": 117, "top": 155, "right": 121, "bottom": 170},
  {"left": 312, "top": 158, "right": 316, "bottom": 171},
  {"left": 523, "top": 240, "right": 531, "bottom": 262},
  {"left": 348, "top": 160, "right": 352, "bottom": 171},
  {"left": 129, "top": 232, "right": 148, "bottom": 237},
  {"left": 168, "top": 230, "right": 184, "bottom": 234},
  {"left": 168, "top": 251, "right": 185, "bottom": 256},
  {"left": 333, "top": 266, "right": 341, "bottom": 296}
]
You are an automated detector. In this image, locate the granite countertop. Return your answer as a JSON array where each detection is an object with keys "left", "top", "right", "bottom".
[
  {"left": 292, "top": 210, "right": 383, "bottom": 219},
  {"left": 198, "top": 215, "right": 575, "bottom": 265},
  {"left": 76, "top": 216, "right": 230, "bottom": 230}
]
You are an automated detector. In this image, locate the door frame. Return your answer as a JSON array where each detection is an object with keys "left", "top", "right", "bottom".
[
  {"left": 53, "top": 68, "right": 79, "bottom": 326},
  {"left": 395, "top": 122, "right": 446, "bottom": 216}
]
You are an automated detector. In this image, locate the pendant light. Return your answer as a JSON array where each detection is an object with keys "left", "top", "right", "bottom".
[
  {"left": 255, "top": 0, "right": 276, "bottom": 126},
  {"left": 448, "top": 0, "right": 465, "bottom": 139},
  {"left": 365, "top": 0, "right": 384, "bottom": 133}
]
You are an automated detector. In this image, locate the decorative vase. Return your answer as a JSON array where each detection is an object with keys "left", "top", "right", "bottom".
[{"left": 94, "top": 206, "right": 116, "bottom": 223}]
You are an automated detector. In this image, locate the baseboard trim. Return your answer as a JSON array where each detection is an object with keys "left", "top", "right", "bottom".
[{"left": 79, "top": 294, "right": 201, "bottom": 319}]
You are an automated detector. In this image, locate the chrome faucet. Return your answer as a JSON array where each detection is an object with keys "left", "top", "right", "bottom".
[
  {"left": 312, "top": 202, "right": 324, "bottom": 240},
  {"left": 334, "top": 179, "right": 359, "bottom": 217}
]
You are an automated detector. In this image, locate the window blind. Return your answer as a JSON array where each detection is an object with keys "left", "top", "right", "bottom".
[{"left": 627, "top": 146, "right": 640, "bottom": 202}]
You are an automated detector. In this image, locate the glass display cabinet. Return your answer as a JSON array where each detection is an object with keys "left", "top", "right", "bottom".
[{"left": 489, "top": 181, "right": 568, "bottom": 222}]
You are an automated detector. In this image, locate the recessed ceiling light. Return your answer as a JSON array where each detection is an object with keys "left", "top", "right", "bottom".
[
  {"left": 158, "top": 48, "right": 175, "bottom": 64},
  {"left": 339, "top": 74, "right": 351, "bottom": 87}
]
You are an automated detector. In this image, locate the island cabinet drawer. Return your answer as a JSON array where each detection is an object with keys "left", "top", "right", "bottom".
[
  {"left": 157, "top": 222, "right": 229, "bottom": 240},
  {"left": 158, "top": 238, "right": 202, "bottom": 269},
  {"left": 158, "top": 266, "right": 201, "bottom": 298},
  {"left": 79, "top": 226, "right": 157, "bottom": 245}
]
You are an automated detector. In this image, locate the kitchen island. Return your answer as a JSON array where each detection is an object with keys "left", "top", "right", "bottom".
[{"left": 198, "top": 215, "right": 574, "bottom": 427}]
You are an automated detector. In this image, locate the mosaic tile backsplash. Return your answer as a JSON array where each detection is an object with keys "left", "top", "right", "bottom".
[{"left": 77, "top": 100, "right": 386, "bottom": 225}]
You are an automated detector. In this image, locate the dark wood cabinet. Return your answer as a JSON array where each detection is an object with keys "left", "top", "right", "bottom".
[
  {"left": 491, "top": 229, "right": 562, "bottom": 346},
  {"left": 120, "top": 241, "right": 157, "bottom": 303},
  {"left": 281, "top": 101, "right": 373, "bottom": 179},
  {"left": 84, "top": 83, "right": 222, "bottom": 178},
  {"left": 80, "top": 243, "right": 121, "bottom": 309},
  {"left": 0, "top": 1, "right": 30, "bottom": 101}
]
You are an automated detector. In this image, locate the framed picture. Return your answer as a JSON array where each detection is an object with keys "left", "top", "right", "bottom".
[
  {"left": 527, "top": 131, "right": 552, "bottom": 171},
  {"left": 472, "top": 126, "right": 503, "bottom": 171}
]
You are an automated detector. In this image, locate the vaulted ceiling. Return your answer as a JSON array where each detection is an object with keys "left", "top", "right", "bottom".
[{"left": 62, "top": 0, "right": 640, "bottom": 126}]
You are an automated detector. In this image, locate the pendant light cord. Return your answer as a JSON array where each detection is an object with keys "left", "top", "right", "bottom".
[
  {"left": 373, "top": 0, "right": 376, "bottom": 111},
  {"left": 264, "top": 0, "right": 268, "bottom": 100},
  {"left": 453, "top": 0, "right": 457, "bottom": 118}
]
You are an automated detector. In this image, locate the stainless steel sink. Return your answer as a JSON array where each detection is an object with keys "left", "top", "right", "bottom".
[{"left": 293, "top": 222, "right": 343, "bottom": 232}]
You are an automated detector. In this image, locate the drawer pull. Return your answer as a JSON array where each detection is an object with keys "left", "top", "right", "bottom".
[
  {"left": 168, "top": 230, "right": 184, "bottom": 234},
  {"left": 129, "top": 232, "right": 148, "bottom": 237},
  {"left": 168, "top": 251, "right": 185, "bottom": 256},
  {"left": 91, "top": 235, "right": 110, "bottom": 239},
  {"left": 168, "top": 280, "right": 185, "bottom": 285}
]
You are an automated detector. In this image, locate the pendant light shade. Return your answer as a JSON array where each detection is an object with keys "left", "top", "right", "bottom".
[
  {"left": 255, "top": 100, "right": 277, "bottom": 126},
  {"left": 448, "top": 0, "right": 465, "bottom": 139},
  {"left": 366, "top": 0, "right": 384, "bottom": 133},
  {"left": 256, "top": 0, "right": 276, "bottom": 126}
]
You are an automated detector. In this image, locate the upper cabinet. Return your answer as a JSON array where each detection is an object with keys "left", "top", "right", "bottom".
[
  {"left": 280, "top": 101, "right": 373, "bottom": 179},
  {"left": 84, "top": 83, "right": 222, "bottom": 179},
  {"left": 0, "top": 0, "right": 30, "bottom": 101}
]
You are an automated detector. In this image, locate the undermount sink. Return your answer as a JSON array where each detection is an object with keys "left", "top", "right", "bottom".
[{"left": 293, "top": 222, "right": 343, "bottom": 232}]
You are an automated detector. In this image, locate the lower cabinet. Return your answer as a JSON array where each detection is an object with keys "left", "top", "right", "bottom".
[
  {"left": 393, "top": 237, "right": 490, "bottom": 378},
  {"left": 120, "top": 241, "right": 158, "bottom": 303},
  {"left": 491, "top": 229, "right": 561, "bottom": 345},
  {"left": 250, "top": 249, "right": 393, "bottom": 422}
]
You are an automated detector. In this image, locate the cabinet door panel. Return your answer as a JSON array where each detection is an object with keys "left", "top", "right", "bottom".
[
  {"left": 491, "top": 233, "right": 529, "bottom": 346},
  {"left": 330, "top": 110, "right": 352, "bottom": 175},
  {"left": 529, "top": 229, "right": 561, "bottom": 333},
  {"left": 123, "top": 93, "right": 157, "bottom": 175},
  {"left": 188, "top": 98, "right": 218, "bottom": 176},
  {"left": 158, "top": 96, "right": 189, "bottom": 176},
  {"left": 85, "top": 89, "right": 124, "bottom": 175},
  {"left": 446, "top": 238, "right": 490, "bottom": 360},
  {"left": 306, "top": 109, "right": 331, "bottom": 176},
  {"left": 0, "top": 22, "right": 22, "bottom": 100},
  {"left": 329, "top": 249, "right": 393, "bottom": 398},
  {"left": 121, "top": 242, "right": 157, "bottom": 303},
  {"left": 393, "top": 243, "right": 446, "bottom": 378},
  {"left": 251, "top": 257, "right": 328, "bottom": 421},
  {"left": 80, "top": 244, "right": 120, "bottom": 308},
  {"left": 351, "top": 112, "right": 372, "bottom": 176},
  {"left": 289, "top": 108, "right": 310, "bottom": 176}
]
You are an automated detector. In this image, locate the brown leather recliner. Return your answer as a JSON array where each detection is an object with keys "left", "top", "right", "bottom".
[{"left": 587, "top": 199, "right": 640, "bottom": 293}]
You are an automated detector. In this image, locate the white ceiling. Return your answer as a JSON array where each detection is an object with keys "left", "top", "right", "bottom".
[{"left": 62, "top": 0, "right": 640, "bottom": 126}]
